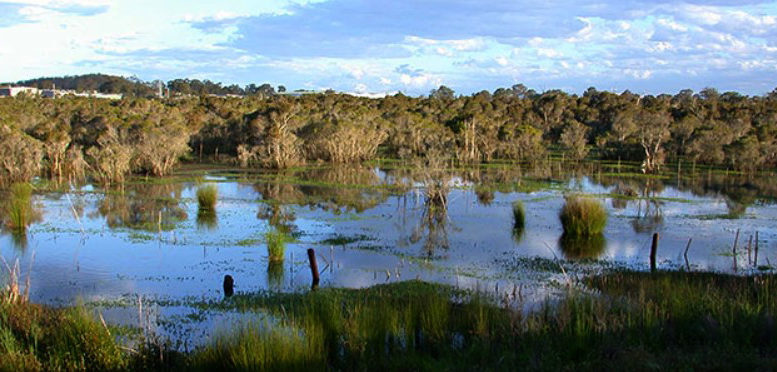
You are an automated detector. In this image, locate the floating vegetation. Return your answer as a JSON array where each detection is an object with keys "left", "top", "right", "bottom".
[
  {"left": 319, "top": 234, "right": 373, "bottom": 246},
  {"left": 559, "top": 195, "right": 607, "bottom": 237}
]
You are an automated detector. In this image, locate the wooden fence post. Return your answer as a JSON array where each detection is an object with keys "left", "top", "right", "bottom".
[
  {"left": 650, "top": 232, "right": 659, "bottom": 272},
  {"left": 307, "top": 248, "right": 320, "bottom": 289}
]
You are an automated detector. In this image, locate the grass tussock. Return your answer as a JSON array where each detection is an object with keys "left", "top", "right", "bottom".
[
  {"left": 5, "top": 183, "right": 35, "bottom": 233},
  {"left": 196, "top": 185, "right": 218, "bottom": 212},
  {"left": 559, "top": 195, "right": 607, "bottom": 236},
  {"left": 512, "top": 200, "right": 525, "bottom": 231},
  {"left": 265, "top": 230, "right": 288, "bottom": 262},
  {"left": 0, "top": 301, "right": 128, "bottom": 371}
]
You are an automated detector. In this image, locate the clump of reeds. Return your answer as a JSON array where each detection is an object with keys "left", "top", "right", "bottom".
[
  {"left": 512, "top": 200, "right": 525, "bottom": 231},
  {"left": 265, "top": 229, "right": 288, "bottom": 262},
  {"left": 196, "top": 185, "right": 218, "bottom": 212},
  {"left": 6, "top": 183, "right": 34, "bottom": 233},
  {"left": 559, "top": 195, "right": 607, "bottom": 236},
  {"left": 191, "top": 321, "right": 324, "bottom": 370}
]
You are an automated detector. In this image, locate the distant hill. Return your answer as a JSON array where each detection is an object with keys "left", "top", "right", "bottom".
[
  {"left": 12, "top": 74, "right": 157, "bottom": 97},
  {"left": 6, "top": 74, "right": 281, "bottom": 98}
]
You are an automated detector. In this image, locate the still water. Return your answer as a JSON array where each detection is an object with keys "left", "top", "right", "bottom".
[{"left": 2, "top": 164, "right": 775, "bottom": 347}]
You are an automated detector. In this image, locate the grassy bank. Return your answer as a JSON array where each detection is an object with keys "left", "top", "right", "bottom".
[{"left": 2, "top": 270, "right": 776, "bottom": 370}]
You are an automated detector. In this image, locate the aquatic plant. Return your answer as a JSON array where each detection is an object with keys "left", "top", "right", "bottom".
[
  {"left": 511, "top": 200, "right": 525, "bottom": 231},
  {"left": 559, "top": 195, "right": 607, "bottom": 236},
  {"left": 196, "top": 185, "right": 218, "bottom": 212},
  {"left": 5, "top": 183, "right": 35, "bottom": 234},
  {"left": 265, "top": 229, "right": 288, "bottom": 262}
]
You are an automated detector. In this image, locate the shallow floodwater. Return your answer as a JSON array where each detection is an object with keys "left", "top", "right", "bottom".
[{"left": 2, "top": 164, "right": 776, "bottom": 347}]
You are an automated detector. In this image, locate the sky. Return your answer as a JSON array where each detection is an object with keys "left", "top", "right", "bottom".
[{"left": 0, "top": 0, "right": 776, "bottom": 96}]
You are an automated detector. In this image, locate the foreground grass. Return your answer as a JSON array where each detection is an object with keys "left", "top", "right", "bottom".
[{"left": 2, "top": 271, "right": 777, "bottom": 370}]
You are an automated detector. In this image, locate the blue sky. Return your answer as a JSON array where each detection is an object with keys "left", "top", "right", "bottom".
[{"left": 1, "top": 0, "right": 776, "bottom": 96}]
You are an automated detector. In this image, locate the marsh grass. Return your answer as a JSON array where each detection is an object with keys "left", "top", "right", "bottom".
[
  {"left": 196, "top": 185, "right": 218, "bottom": 229},
  {"left": 192, "top": 272, "right": 777, "bottom": 370},
  {"left": 0, "top": 301, "right": 128, "bottom": 371},
  {"left": 2, "top": 272, "right": 777, "bottom": 370},
  {"left": 196, "top": 185, "right": 218, "bottom": 212},
  {"left": 265, "top": 230, "right": 288, "bottom": 262},
  {"left": 559, "top": 195, "right": 607, "bottom": 236},
  {"left": 512, "top": 200, "right": 525, "bottom": 231},
  {"left": 5, "top": 183, "right": 36, "bottom": 233}
]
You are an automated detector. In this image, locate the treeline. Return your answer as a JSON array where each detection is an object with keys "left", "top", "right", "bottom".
[
  {"left": 0, "top": 84, "right": 776, "bottom": 185},
  {"left": 7, "top": 74, "right": 284, "bottom": 98}
]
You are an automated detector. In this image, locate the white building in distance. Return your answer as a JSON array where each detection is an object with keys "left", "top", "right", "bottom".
[{"left": 0, "top": 86, "right": 41, "bottom": 97}]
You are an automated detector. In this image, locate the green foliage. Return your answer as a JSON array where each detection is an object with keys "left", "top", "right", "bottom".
[
  {"left": 196, "top": 185, "right": 218, "bottom": 212},
  {"left": 0, "top": 301, "right": 127, "bottom": 371},
  {"left": 511, "top": 200, "right": 525, "bottom": 231},
  {"left": 3, "top": 272, "right": 777, "bottom": 370},
  {"left": 265, "top": 229, "right": 288, "bottom": 262},
  {"left": 559, "top": 196, "right": 607, "bottom": 236},
  {"left": 5, "top": 183, "right": 36, "bottom": 233}
]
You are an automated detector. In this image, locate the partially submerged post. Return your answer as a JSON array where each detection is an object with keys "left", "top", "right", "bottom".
[
  {"left": 755, "top": 231, "right": 759, "bottom": 266},
  {"left": 733, "top": 229, "right": 740, "bottom": 272},
  {"left": 307, "top": 248, "right": 320, "bottom": 289},
  {"left": 650, "top": 232, "right": 659, "bottom": 272},
  {"left": 684, "top": 238, "right": 692, "bottom": 271},
  {"left": 223, "top": 275, "right": 234, "bottom": 297}
]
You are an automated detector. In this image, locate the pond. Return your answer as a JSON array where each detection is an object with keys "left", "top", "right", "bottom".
[{"left": 2, "top": 162, "right": 776, "bottom": 348}]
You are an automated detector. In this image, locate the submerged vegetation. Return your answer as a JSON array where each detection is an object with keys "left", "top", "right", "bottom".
[
  {"left": 559, "top": 196, "right": 607, "bottom": 237},
  {"left": 2, "top": 271, "right": 777, "bottom": 370}
]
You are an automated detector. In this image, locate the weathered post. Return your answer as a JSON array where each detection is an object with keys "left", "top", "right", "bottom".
[
  {"left": 684, "top": 238, "right": 692, "bottom": 271},
  {"left": 307, "top": 248, "right": 320, "bottom": 289},
  {"left": 223, "top": 275, "right": 234, "bottom": 297},
  {"left": 755, "top": 231, "right": 759, "bottom": 267},
  {"left": 650, "top": 232, "right": 659, "bottom": 272},
  {"left": 733, "top": 229, "right": 740, "bottom": 272}
]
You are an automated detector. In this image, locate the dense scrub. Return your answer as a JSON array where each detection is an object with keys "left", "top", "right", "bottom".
[
  {"left": 1, "top": 271, "right": 776, "bottom": 370},
  {"left": 1, "top": 84, "right": 776, "bottom": 185}
]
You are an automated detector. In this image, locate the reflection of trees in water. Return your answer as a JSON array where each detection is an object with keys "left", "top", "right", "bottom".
[
  {"left": 559, "top": 234, "right": 606, "bottom": 260},
  {"left": 631, "top": 181, "right": 664, "bottom": 233},
  {"left": 409, "top": 155, "right": 452, "bottom": 259},
  {"left": 93, "top": 183, "right": 187, "bottom": 231},
  {"left": 257, "top": 203, "right": 296, "bottom": 234},
  {"left": 254, "top": 166, "right": 391, "bottom": 214},
  {"left": 599, "top": 172, "right": 777, "bottom": 218}
]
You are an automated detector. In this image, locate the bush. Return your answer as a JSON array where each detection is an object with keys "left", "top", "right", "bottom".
[{"left": 559, "top": 196, "right": 607, "bottom": 236}]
